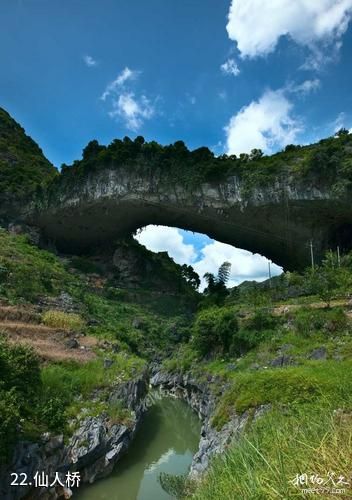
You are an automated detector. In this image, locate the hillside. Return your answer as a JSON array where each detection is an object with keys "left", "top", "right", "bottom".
[
  {"left": 0, "top": 227, "right": 198, "bottom": 473},
  {"left": 158, "top": 256, "right": 352, "bottom": 499},
  {"left": 0, "top": 107, "right": 57, "bottom": 222}
]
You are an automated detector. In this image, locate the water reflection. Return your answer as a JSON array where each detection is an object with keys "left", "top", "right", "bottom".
[{"left": 77, "top": 397, "right": 201, "bottom": 500}]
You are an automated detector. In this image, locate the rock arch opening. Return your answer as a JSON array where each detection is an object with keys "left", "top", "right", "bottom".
[{"left": 134, "top": 225, "right": 283, "bottom": 290}]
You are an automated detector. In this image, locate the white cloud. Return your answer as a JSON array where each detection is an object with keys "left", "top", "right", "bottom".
[
  {"left": 220, "top": 58, "right": 240, "bottom": 76},
  {"left": 135, "top": 226, "right": 282, "bottom": 291},
  {"left": 218, "top": 90, "right": 227, "bottom": 100},
  {"left": 332, "top": 111, "right": 349, "bottom": 133},
  {"left": 101, "top": 67, "right": 139, "bottom": 101},
  {"left": 101, "top": 67, "right": 156, "bottom": 130},
  {"left": 83, "top": 55, "right": 97, "bottom": 67},
  {"left": 109, "top": 92, "right": 155, "bottom": 131},
  {"left": 135, "top": 226, "right": 197, "bottom": 265},
  {"left": 115, "top": 67, "right": 138, "bottom": 86},
  {"left": 226, "top": 0, "right": 352, "bottom": 61},
  {"left": 225, "top": 89, "right": 301, "bottom": 155},
  {"left": 193, "top": 241, "right": 282, "bottom": 290},
  {"left": 290, "top": 79, "right": 321, "bottom": 95}
]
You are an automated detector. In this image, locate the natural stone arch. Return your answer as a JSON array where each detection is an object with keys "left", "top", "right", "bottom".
[{"left": 29, "top": 166, "right": 352, "bottom": 270}]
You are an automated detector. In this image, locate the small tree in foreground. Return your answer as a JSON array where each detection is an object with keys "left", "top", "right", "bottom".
[
  {"left": 203, "top": 261, "right": 231, "bottom": 305},
  {"left": 192, "top": 307, "right": 238, "bottom": 357}
]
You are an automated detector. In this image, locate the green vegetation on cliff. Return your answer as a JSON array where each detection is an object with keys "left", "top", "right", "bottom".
[
  {"left": 0, "top": 108, "right": 57, "bottom": 200},
  {"left": 57, "top": 129, "right": 352, "bottom": 196},
  {"left": 0, "top": 336, "right": 145, "bottom": 463},
  {"left": 0, "top": 339, "right": 40, "bottom": 462},
  {"left": 0, "top": 228, "right": 77, "bottom": 301}
]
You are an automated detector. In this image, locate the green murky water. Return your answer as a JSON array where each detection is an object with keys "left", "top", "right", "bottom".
[{"left": 76, "top": 396, "right": 201, "bottom": 500}]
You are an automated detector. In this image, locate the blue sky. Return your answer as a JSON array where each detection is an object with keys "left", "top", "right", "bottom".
[{"left": 1, "top": 0, "right": 352, "bottom": 287}]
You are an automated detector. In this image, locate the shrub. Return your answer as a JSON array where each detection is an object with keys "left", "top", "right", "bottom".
[
  {"left": 159, "top": 473, "right": 195, "bottom": 498},
  {"left": 70, "top": 256, "right": 103, "bottom": 275},
  {"left": 107, "top": 401, "right": 133, "bottom": 426},
  {"left": 304, "top": 252, "right": 352, "bottom": 306},
  {"left": 0, "top": 389, "right": 20, "bottom": 464},
  {"left": 0, "top": 337, "right": 41, "bottom": 402},
  {"left": 293, "top": 308, "right": 324, "bottom": 336},
  {"left": 233, "top": 328, "right": 276, "bottom": 354},
  {"left": 293, "top": 307, "right": 348, "bottom": 336},
  {"left": 243, "top": 309, "right": 278, "bottom": 331},
  {"left": 37, "top": 395, "right": 67, "bottom": 431},
  {"left": 0, "top": 339, "right": 41, "bottom": 463},
  {"left": 323, "top": 307, "right": 349, "bottom": 333},
  {"left": 191, "top": 307, "right": 278, "bottom": 357},
  {"left": 192, "top": 307, "right": 238, "bottom": 356},
  {"left": 42, "top": 310, "right": 85, "bottom": 331}
]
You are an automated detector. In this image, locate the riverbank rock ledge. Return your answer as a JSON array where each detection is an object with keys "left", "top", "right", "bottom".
[
  {"left": 0, "top": 370, "right": 148, "bottom": 500},
  {"left": 150, "top": 368, "right": 269, "bottom": 476}
]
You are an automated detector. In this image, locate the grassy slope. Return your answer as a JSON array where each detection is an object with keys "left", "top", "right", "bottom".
[
  {"left": 161, "top": 283, "right": 352, "bottom": 498},
  {"left": 0, "top": 229, "right": 194, "bottom": 354},
  {"left": 190, "top": 406, "right": 352, "bottom": 499}
]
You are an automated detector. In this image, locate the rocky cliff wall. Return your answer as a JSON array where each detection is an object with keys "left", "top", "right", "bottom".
[
  {"left": 150, "top": 367, "right": 269, "bottom": 477},
  {"left": 28, "top": 166, "right": 352, "bottom": 270},
  {"left": 0, "top": 370, "right": 149, "bottom": 500}
]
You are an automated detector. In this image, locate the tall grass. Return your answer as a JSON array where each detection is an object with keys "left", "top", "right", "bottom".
[
  {"left": 42, "top": 310, "right": 85, "bottom": 331},
  {"left": 212, "top": 360, "right": 352, "bottom": 429},
  {"left": 190, "top": 406, "right": 352, "bottom": 499}
]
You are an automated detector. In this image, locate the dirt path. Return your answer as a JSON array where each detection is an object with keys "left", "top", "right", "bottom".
[{"left": 272, "top": 298, "right": 351, "bottom": 316}]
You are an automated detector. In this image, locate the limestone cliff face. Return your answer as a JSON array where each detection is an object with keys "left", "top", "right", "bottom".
[
  {"left": 0, "top": 107, "right": 351, "bottom": 269},
  {"left": 28, "top": 165, "right": 352, "bottom": 270}
]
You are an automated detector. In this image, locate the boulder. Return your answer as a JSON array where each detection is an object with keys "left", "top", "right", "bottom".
[
  {"left": 270, "top": 355, "right": 293, "bottom": 367},
  {"left": 103, "top": 359, "right": 114, "bottom": 369},
  {"left": 309, "top": 347, "right": 327, "bottom": 360},
  {"left": 65, "top": 338, "right": 79, "bottom": 349}
]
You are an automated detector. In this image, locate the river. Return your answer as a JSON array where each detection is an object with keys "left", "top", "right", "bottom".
[{"left": 76, "top": 396, "right": 201, "bottom": 500}]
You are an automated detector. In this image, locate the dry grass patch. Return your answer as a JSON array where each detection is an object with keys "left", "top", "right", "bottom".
[{"left": 42, "top": 310, "right": 85, "bottom": 331}]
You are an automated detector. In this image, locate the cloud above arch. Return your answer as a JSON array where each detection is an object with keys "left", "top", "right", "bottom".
[{"left": 225, "top": 88, "right": 301, "bottom": 155}]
